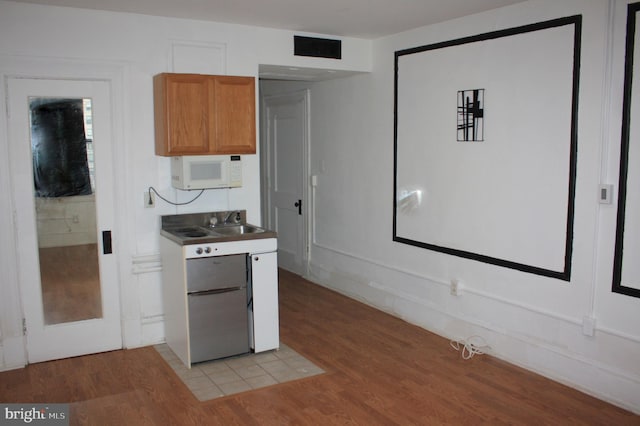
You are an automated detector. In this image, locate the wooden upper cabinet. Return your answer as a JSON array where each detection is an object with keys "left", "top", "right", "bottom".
[
  {"left": 154, "top": 73, "right": 256, "bottom": 156},
  {"left": 212, "top": 76, "right": 256, "bottom": 154}
]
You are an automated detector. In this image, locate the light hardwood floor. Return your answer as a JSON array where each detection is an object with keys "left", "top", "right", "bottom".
[{"left": 1, "top": 269, "right": 638, "bottom": 425}]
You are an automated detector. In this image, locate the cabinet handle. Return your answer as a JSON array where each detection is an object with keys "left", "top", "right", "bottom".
[{"left": 254, "top": 256, "right": 259, "bottom": 261}]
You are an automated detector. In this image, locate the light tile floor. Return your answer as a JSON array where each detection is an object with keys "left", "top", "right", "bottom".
[{"left": 154, "top": 343, "right": 324, "bottom": 401}]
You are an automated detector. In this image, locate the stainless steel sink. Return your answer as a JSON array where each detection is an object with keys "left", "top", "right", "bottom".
[
  {"left": 161, "top": 211, "right": 276, "bottom": 245},
  {"left": 211, "top": 225, "right": 265, "bottom": 236}
]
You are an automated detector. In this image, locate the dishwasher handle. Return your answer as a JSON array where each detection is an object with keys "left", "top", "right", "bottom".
[{"left": 188, "top": 286, "right": 243, "bottom": 296}]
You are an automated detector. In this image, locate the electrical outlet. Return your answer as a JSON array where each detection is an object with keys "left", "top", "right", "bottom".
[
  {"left": 144, "top": 191, "right": 155, "bottom": 208},
  {"left": 450, "top": 279, "right": 463, "bottom": 296}
]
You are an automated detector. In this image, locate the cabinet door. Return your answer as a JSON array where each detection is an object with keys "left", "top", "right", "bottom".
[
  {"left": 154, "top": 73, "right": 214, "bottom": 155},
  {"left": 188, "top": 288, "right": 249, "bottom": 363},
  {"left": 251, "top": 251, "right": 279, "bottom": 352},
  {"left": 213, "top": 76, "right": 256, "bottom": 154}
]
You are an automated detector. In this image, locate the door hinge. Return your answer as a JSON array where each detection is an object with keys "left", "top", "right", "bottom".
[{"left": 22, "top": 318, "right": 27, "bottom": 336}]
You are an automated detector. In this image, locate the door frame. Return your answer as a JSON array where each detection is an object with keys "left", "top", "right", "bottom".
[
  {"left": 260, "top": 88, "right": 311, "bottom": 276},
  {"left": 0, "top": 56, "right": 128, "bottom": 368}
]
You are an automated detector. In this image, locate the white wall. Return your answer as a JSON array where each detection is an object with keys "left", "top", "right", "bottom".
[
  {"left": 297, "top": 0, "right": 640, "bottom": 413},
  {"left": 0, "top": 1, "right": 371, "bottom": 369}
]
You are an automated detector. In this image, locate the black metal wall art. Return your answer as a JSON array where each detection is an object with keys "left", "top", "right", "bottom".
[{"left": 457, "top": 89, "right": 484, "bottom": 142}]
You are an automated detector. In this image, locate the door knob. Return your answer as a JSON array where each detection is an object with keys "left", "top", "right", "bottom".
[{"left": 294, "top": 199, "right": 302, "bottom": 215}]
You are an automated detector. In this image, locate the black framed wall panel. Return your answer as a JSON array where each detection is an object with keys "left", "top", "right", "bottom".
[
  {"left": 393, "top": 16, "right": 582, "bottom": 281},
  {"left": 613, "top": 2, "right": 640, "bottom": 298}
]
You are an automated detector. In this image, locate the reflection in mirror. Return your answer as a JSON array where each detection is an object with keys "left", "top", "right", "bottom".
[{"left": 29, "top": 97, "right": 102, "bottom": 325}]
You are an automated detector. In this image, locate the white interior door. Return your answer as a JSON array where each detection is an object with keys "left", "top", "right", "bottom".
[
  {"left": 7, "top": 77, "right": 122, "bottom": 363},
  {"left": 264, "top": 91, "right": 308, "bottom": 275}
]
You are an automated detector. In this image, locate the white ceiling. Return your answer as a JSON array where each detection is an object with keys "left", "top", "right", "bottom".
[{"left": 8, "top": 0, "right": 526, "bottom": 39}]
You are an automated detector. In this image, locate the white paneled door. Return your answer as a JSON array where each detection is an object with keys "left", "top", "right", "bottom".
[
  {"left": 7, "top": 77, "right": 122, "bottom": 363},
  {"left": 263, "top": 91, "right": 309, "bottom": 275}
]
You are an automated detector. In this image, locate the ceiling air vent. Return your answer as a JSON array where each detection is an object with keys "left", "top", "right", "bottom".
[{"left": 294, "top": 36, "right": 342, "bottom": 59}]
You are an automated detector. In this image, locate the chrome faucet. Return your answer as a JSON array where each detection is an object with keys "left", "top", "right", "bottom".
[{"left": 224, "top": 210, "right": 241, "bottom": 225}]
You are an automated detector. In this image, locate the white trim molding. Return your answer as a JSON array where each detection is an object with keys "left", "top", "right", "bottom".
[{"left": 307, "top": 243, "right": 640, "bottom": 414}]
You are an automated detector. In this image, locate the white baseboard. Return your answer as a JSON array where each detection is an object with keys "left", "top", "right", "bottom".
[
  {"left": 0, "top": 335, "right": 26, "bottom": 371},
  {"left": 306, "top": 260, "right": 640, "bottom": 414},
  {"left": 141, "top": 314, "right": 165, "bottom": 346}
]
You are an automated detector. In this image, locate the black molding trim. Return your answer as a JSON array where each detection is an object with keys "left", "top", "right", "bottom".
[
  {"left": 393, "top": 15, "right": 582, "bottom": 282},
  {"left": 613, "top": 2, "right": 640, "bottom": 298}
]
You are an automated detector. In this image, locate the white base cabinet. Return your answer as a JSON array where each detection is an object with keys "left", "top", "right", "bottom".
[
  {"left": 250, "top": 251, "right": 279, "bottom": 352},
  {"left": 160, "top": 236, "right": 279, "bottom": 367}
]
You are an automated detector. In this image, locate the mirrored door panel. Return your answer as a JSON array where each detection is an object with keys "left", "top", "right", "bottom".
[{"left": 29, "top": 97, "right": 102, "bottom": 325}]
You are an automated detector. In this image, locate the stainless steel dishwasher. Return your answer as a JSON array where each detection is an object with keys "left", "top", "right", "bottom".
[{"left": 186, "top": 253, "right": 249, "bottom": 363}]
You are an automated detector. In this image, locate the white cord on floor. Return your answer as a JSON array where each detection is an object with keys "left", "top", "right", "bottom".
[{"left": 450, "top": 335, "right": 490, "bottom": 360}]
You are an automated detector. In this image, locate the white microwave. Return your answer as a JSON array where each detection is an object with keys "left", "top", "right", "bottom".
[{"left": 170, "top": 155, "right": 242, "bottom": 190}]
